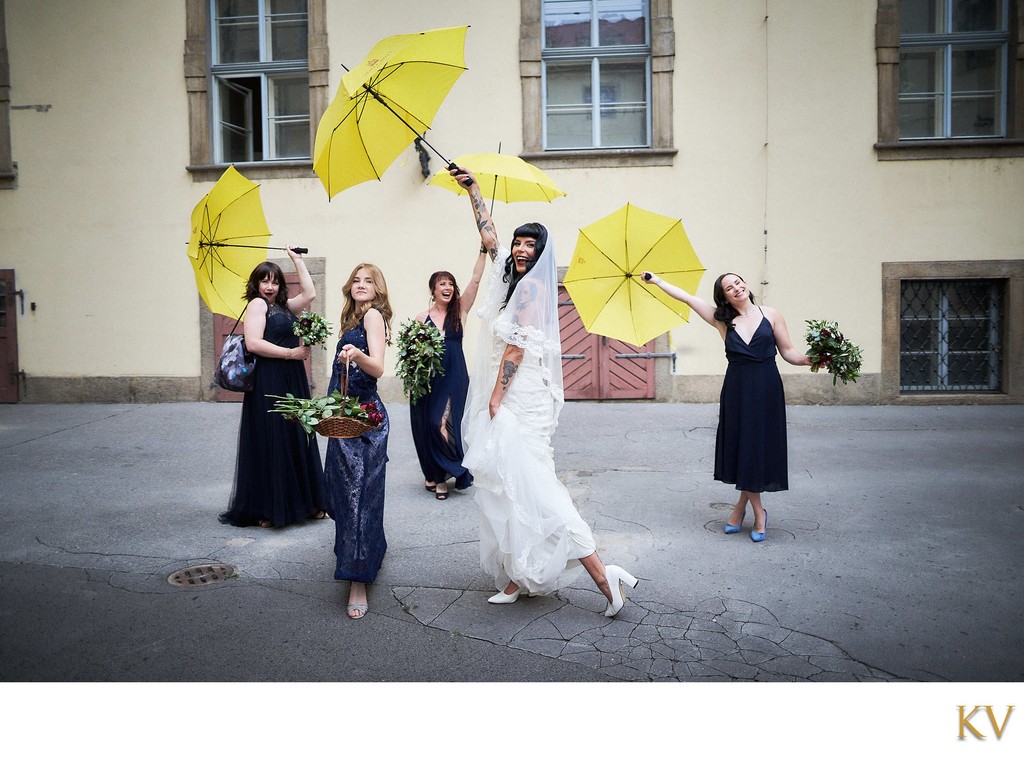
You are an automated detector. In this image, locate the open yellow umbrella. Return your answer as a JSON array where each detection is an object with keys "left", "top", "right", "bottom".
[
  {"left": 428, "top": 152, "right": 566, "bottom": 204},
  {"left": 563, "top": 204, "right": 705, "bottom": 348},
  {"left": 187, "top": 166, "right": 275, "bottom": 319},
  {"left": 313, "top": 26, "right": 469, "bottom": 199}
]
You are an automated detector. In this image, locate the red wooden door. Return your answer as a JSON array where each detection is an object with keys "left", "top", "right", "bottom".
[
  {"left": 213, "top": 272, "right": 312, "bottom": 402},
  {"left": 0, "top": 270, "right": 19, "bottom": 403},
  {"left": 558, "top": 284, "right": 655, "bottom": 400}
]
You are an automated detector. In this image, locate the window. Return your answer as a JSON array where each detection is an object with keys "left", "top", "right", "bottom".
[
  {"left": 543, "top": 0, "right": 650, "bottom": 150},
  {"left": 0, "top": 0, "right": 15, "bottom": 190},
  {"left": 881, "top": 260, "right": 1024, "bottom": 402},
  {"left": 899, "top": 279, "right": 1003, "bottom": 391},
  {"left": 184, "top": 0, "right": 328, "bottom": 180},
  {"left": 875, "top": 0, "right": 1024, "bottom": 159},
  {"left": 211, "top": 0, "right": 309, "bottom": 163},
  {"left": 520, "top": 0, "right": 675, "bottom": 169},
  {"left": 898, "top": 0, "right": 1008, "bottom": 139}
]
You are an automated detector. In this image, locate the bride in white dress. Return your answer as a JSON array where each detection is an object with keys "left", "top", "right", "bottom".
[{"left": 451, "top": 165, "right": 638, "bottom": 617}]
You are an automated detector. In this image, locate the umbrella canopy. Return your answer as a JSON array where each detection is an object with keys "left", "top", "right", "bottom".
[
  {"left": 186, "top": 165, "right": 271, "bottom": 319},
  {"left": 563, "top": 203, "right": 705, "bottom": 348},
  {"left": 428, "top": 152, "right": 566, "bottom": 204},
  {"left": 313, "top": 25, "right": 469, "bottom": 199}
]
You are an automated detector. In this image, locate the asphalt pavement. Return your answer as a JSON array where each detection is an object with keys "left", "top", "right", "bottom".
[{"left": 2, "top": 399, "right": 1021, "bottom": 686}]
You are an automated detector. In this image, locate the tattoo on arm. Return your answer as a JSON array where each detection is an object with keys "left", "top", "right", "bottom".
[{"left": 499, "top": 359, "right": 519, "bottom": 389}]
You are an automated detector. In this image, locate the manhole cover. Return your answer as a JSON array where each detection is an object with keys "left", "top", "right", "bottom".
[{"left": 167, "top": 564, "right": 235, "bottom": 587}]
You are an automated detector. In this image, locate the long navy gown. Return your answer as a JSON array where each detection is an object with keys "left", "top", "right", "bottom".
[
  {"left": 714, "top": 308, "right": 789, "bottom": 493},
  {"left": 222, "top": 301, "right": 326, "bottom": 527},
  {"left": 324, "top": 317, "right": 389, "bottom": 583},
  {"left": 409, "top": 316, "right": 473, "bottom": 490}
]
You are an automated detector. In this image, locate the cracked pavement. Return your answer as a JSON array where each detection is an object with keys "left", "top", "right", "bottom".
[{"left": 0, "top": 401, "right": 1021, "bottom": 682}]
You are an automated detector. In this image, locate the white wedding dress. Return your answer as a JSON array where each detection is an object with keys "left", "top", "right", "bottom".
[{"left": 463, "top": 243, "right": 596, "bottom": 595}]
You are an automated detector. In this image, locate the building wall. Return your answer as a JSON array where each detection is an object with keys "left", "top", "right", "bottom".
[{"left": 1, "top": 0, "right": 1021, "bottom": 403}]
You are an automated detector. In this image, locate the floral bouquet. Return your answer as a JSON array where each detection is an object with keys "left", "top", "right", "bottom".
[
  {"left": 269, "top": 389, "right": 380, "bottom": 438},
  {"left": 395, "top": 318, "right": 445, "bottom": 405},
  {"left": 292, "top": 310, "right": 333, "bottom": 346},
  {"left": 805, "top": 319, "right": 863, "bottom": 386}
]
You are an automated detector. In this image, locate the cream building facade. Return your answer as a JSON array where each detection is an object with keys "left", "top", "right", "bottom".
[{"left": 1, "top": 0, "right": 1021, "bottom": 405}]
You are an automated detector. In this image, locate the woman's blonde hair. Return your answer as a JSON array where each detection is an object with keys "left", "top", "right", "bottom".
[{"left": 339, "top": 263, "right": 393, "bottom": 341}]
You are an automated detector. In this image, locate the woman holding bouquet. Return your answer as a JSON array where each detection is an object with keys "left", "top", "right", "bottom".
[
  {"left": 324, "top": 263, "right": 393, "bottom": 619},
  {"left": 450, "top": 165, "right": 638, "bottom": 617},
  {"left": 409, "top": 256, "right": 486, "bottom": 500},
  {"left": 642, "top": 271, "right": 811, "bottom": 541},
  {"left": 220, "top": 246, "right": 327, "bottom": 528}
]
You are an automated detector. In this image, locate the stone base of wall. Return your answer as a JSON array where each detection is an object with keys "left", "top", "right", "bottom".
[
  {"left": 17, "top": 372, "right": 1015, "bottom": 405},
  {"left": 21, "top": 376, "right": 204, "bottom": 403}
]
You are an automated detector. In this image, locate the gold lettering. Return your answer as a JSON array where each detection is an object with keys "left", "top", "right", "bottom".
[
  {"left": 985, "top": 705, "right": 1014, "bottom": 740},
  {"left": 959, "top": 706, "right": 985, "bottom": 739}
]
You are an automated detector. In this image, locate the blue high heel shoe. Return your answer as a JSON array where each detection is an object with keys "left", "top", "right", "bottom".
[
  {"left": 724, "top": 509, "right": 745, "bottom": 534},
  {"left": 750, "top": 510, "right": 768, "bottom": 542}
]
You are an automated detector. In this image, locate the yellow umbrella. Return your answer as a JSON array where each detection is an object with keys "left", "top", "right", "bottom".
[
  {"left": 563, "top": 203, "right": 705, "bottom": 348},
  {"left": 313, "top": 26, "right": 469, "bottom": 199},
  {"left": 428, "top": 152, "right": 566, "bottom": 204},
  {"left": 186, "top": 166, "right": 272, "bottom": 319}
]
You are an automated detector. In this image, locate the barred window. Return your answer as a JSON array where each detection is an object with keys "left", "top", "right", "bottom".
[{"left": 899, "top": 279, "right": 1004, "bottom": 392}]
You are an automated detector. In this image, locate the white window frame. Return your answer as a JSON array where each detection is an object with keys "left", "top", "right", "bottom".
[
  {"left": 898, "top": 0, "right": 1010, "bottom": 139},
  {"left": 541, "top": 1, "right": 653, "bottom": 150},
  {"left": 209, "top": 0, "right": 310, "bottom": 164}
]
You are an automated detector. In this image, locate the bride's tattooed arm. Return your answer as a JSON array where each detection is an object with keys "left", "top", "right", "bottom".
[{"left": 489, "top": 343, "right": 524, "bottom": 418}]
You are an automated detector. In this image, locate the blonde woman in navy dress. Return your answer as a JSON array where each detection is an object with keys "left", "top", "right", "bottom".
[{"left": 643, "top": 271, "right": 810, "bottom": 542}]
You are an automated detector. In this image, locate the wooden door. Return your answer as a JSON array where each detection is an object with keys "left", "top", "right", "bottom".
[
  {"left": 213, "top": 272, "right": 312, "bottom": 402},
  {"left": 0, "top": 270, "right": 19, "bottom": 403},
  {"left": 558, "top": 284, "right": 655, "bottom": 400}
]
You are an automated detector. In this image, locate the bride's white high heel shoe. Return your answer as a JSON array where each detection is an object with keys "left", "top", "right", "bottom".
[
  {"left": 488, "top": 586, "right": 524, "bottom": 604},
  {"left": 603, "top": 565, "right": 639, "bottom": 617}
]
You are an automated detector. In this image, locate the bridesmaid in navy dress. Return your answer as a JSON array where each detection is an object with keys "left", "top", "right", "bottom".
[
  {"left": 643, "top": 270, "right": 811, "bottom": 542},
  {"left": 221, "top": 247, "right": 326, "bottom": 528},
  {"left": 324, "top": 263, "right": 393, "bottom": 619},
  {"left": 409, "top": 254, "right": 487, "bottom": 499}
]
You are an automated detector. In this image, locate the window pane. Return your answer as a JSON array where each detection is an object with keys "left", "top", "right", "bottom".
[
  {"left": 952, "top": 0, "right": 1003, "bottom": 32},
  {"left": 951, "top": 94, "right": 999, "bottom": 135},
  {"left": 271, "top": 75, "right": 308, "bottom": 117},
  {"left": 598, "top": 1, "right": 647, "bottom": 46},
  {"left": 216, "top": 0, "right": 260, "bottom": 64},
  {"left": 899, "top": 48, "right": 944, "bottom": 138},
  {"left": 546, "top": 61, "right": 593, "bottom": 148},
  {"left": 953, "top": 47, "right": 999, "bottom": 91},
  {"left": 545, "top": 0, "right": 592, "bottom": 48},
  {"left": 268, "top": 0, "right": 307, "bottom": 61},
  {"left": 268, "top": 75, "right": 309, "bottom": 159},
  {"left": 218, "top": 78, "right": 254, "bottom": 162},
  {"left": 900, "top": 0, "right": 941, "bottom": 34},
  {"left": 599, "top": 60, "right": 647, "bottom": 146}
]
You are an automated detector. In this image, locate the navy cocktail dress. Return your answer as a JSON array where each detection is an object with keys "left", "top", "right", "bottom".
[{"left": 714, "top": 308, "right": 789, "bottom": 493}]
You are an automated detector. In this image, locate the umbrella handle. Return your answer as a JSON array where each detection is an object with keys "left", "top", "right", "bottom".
[
  {"left": 291, "top": 247, "right": 308, "bottom": 254},
  {"left": 447, "top": 162, "right": 474, "bottom": 188}
]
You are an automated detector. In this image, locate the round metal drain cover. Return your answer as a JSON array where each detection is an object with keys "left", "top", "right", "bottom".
[{"left": 167, "top": 564, "right": 235, "bottom": 587}]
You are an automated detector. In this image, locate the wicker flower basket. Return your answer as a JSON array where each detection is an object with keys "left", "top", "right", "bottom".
[
  {"left": 314, "top": 363, "right": 379, "bottom": 439},
  {"left": 315, "top": 415, "right": 375, "bottom": 439}
]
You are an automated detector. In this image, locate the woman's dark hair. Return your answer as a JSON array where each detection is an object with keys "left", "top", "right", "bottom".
[
  {"left": 501, "top": 222, "right": 548, "bottom": 308},
  {"left": 712, "top": 272, "right": 755, "bottom": 325},
  {"left": 244, "top": 262, "right": 288, "bottom": 307},
  {"left": 429, "top": 270, "right": 463, "bottom": 333}
]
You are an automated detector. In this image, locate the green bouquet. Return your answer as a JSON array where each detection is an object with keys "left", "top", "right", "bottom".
[
  {"left": 292, "top": 310, "right": 333, "bottom": 346},
  {"left": 805, "top": 319, "right": 863, "bottom": 386},
  {"left": 395, "top": 318, "right": 445, "bottom": 405}
]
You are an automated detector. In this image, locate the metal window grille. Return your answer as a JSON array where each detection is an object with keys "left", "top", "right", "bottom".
[{"left": 899, "top": 279, "right": 1004, "bottom": 393}]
